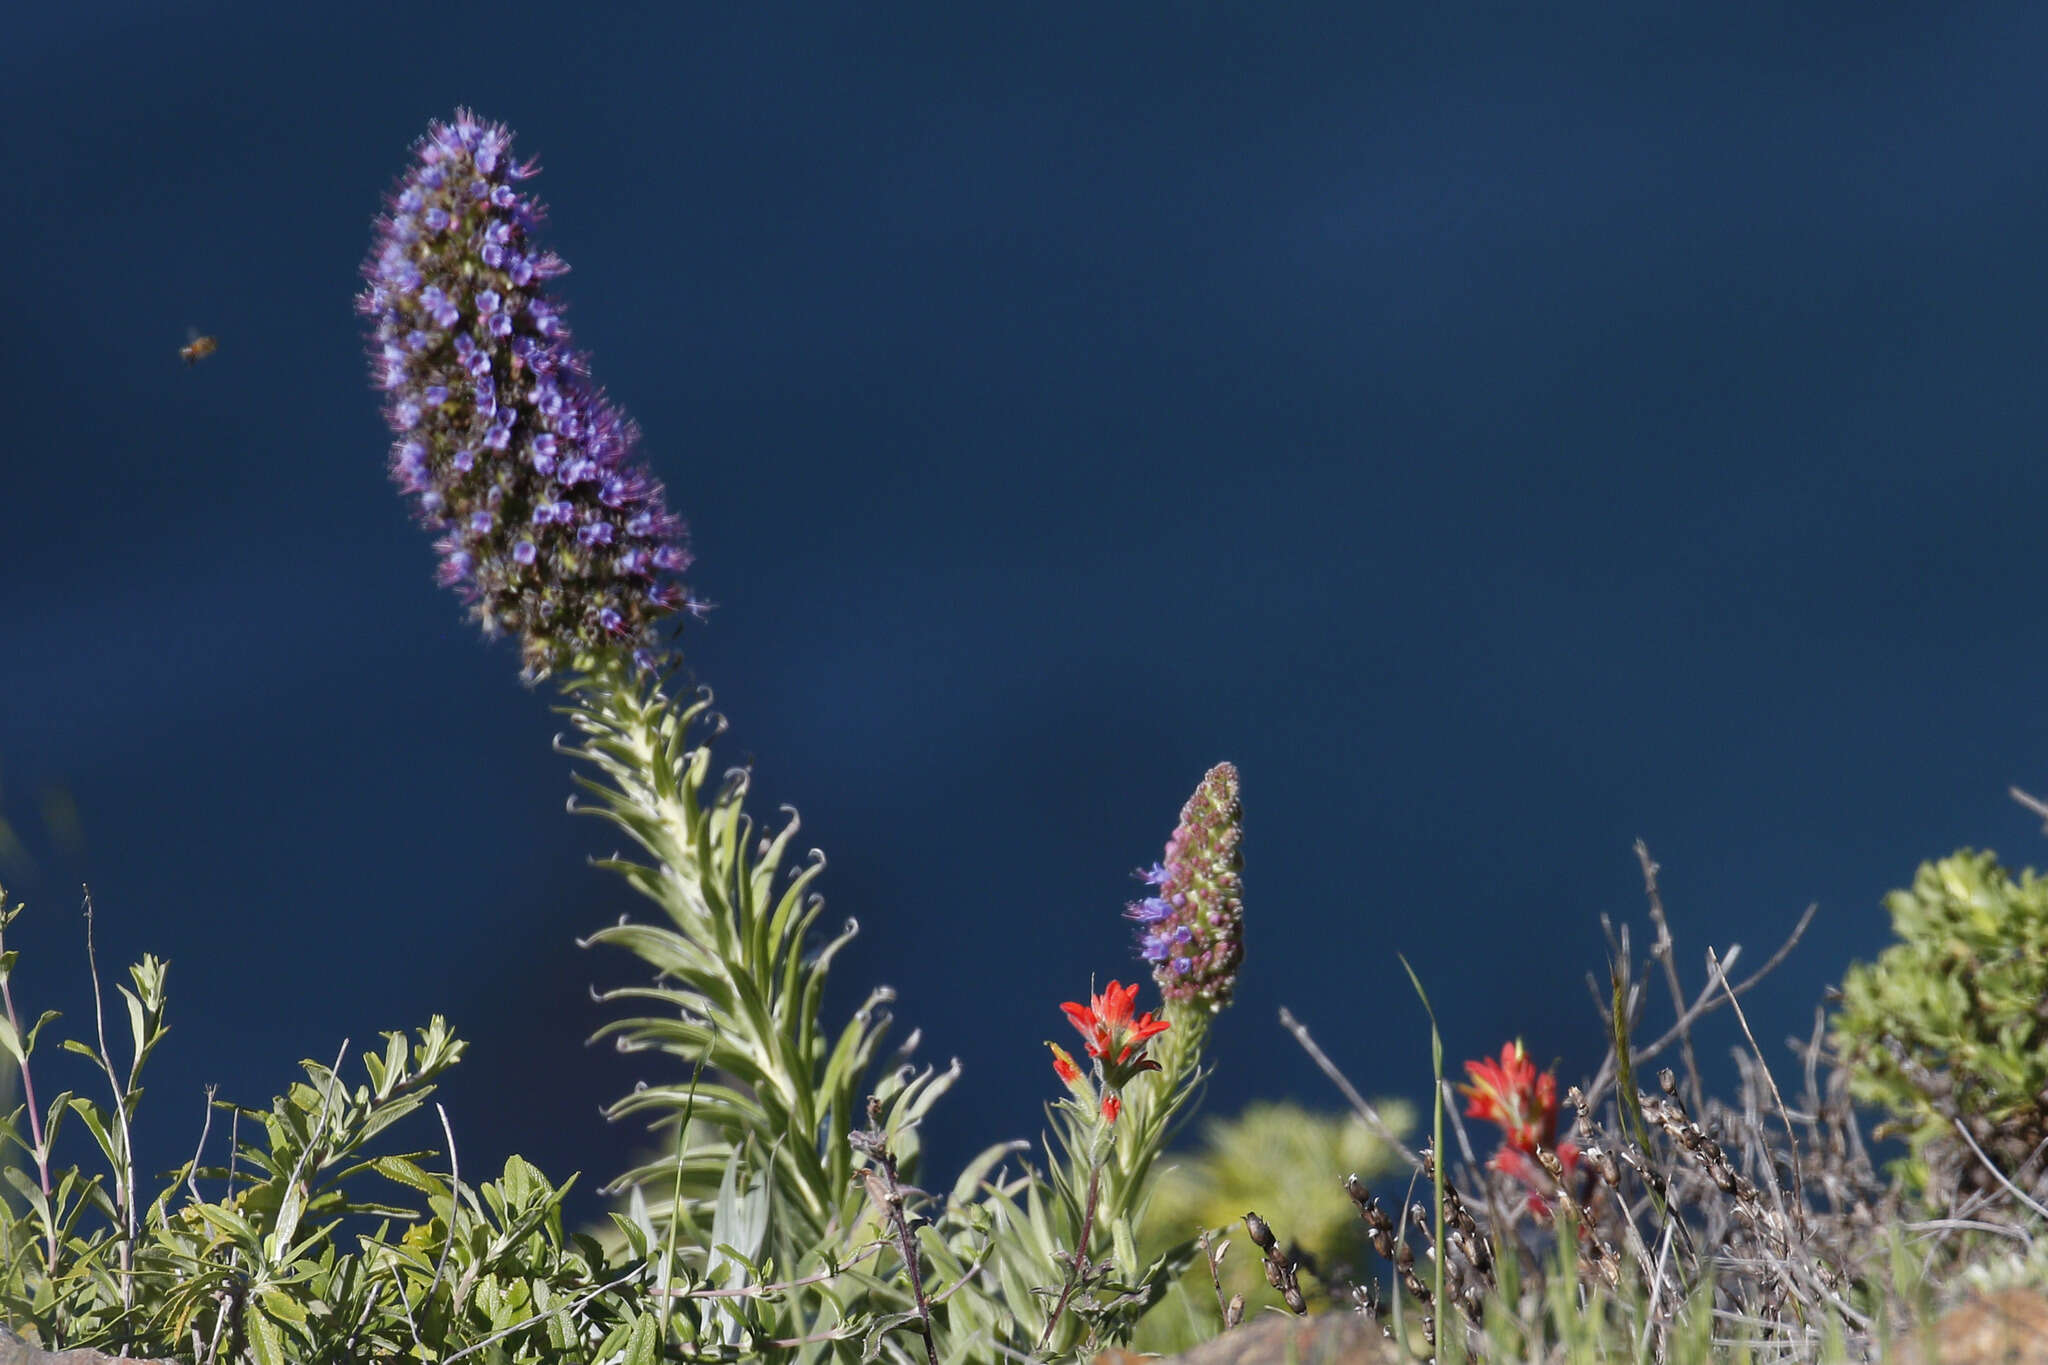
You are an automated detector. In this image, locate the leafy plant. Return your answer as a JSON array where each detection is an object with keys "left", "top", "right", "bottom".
[
  {"left": 1831, "top": 849, "right": 2048, "bottom": 1207},
  {"left": 0, "top": 888, "right": 642, "bottom": 1363}
]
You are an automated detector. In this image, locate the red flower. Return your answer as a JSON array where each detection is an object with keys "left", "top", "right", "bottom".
[
  {"left": 1049, "top": 1043, "right": 1082, "bottom": 1085},
  {"left": 1101, "top": 1094, "right": 1122, "bottom": 1124},
  {"left": 1461, "top": 1039, "right": 1583, "bottom": 1219},
  {"left": 1459, "top": 1040, "right": 1560, "bottom": 1153},
  {"left": 1061, "top": 980, "right": 1171, "bottom": 1068}
]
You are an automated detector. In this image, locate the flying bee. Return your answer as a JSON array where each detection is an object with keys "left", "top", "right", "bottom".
[{"left": 179, "top": 332, "right": 218, "bottom": 366}]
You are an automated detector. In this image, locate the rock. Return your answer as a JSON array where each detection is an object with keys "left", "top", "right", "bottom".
[
  {"left": 0, "top": 1325, "right": 177, "bottom": 1365},
  {"left": 1093, "top": 1312, "right": 1404, "bottom": 1365},
  {"left": 1889, "top": 1288, "right": 2048, "bottom": 1365}
]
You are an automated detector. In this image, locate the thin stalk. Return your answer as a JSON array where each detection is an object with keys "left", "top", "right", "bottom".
[
  {"left": 1398, "top": 955, "right": 1446, "bottom": 1354},
  {"left": 658, "top": 1029, "right": 715, "bottom": 1345},
  {"left": 82, "top": 889, "right": 138, "bottom": 1308},
  {"left": 1037, "top": 1158, "right": 1105, "bottom": 1355},
  {"left": 0, "top": 909, "right": 57, "bottom": 1274}
]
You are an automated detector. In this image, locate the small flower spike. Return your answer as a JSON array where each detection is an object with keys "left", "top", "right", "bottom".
[
  {"left": 1060, "top": 980, "right": 1172, "bottom": 1090},
  {"left": 1128, "top": 763, "right": 1244, "bottom": 1010},
  {"left": 360, "top": 110, "right": 700, "bottom": 680}
]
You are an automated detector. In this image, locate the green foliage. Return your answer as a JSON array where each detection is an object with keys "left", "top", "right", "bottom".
[
  {"left": 0, "top": 894, "right": 641, "bottom": 1361},
  {"left": 559, "top": 664, "right": 1217, "bottom": 1360},
  {"left": 1131, "top": 1100, "right": 1411, "bottom": 1353},
  {"left": 1, "top": 662, "right": 1229, "bottom": 1363},
  {"left": 1830, "top": 849, "right": 2048, "bottom": 1198}
]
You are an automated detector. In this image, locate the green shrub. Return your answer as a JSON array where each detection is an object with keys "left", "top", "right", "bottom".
[{"left": 1831, "top": 849, "right": 2048, "bottom": 1204}]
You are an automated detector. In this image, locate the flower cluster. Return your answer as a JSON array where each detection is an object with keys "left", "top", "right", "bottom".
[
  {"left": 1053, "top": 979, "right": 1172, "bottom": 1118},
  {"left": 359, "top": 110, "right": 702, "bottom": 679},
  {"left": 1460, "top": 1039, "right": 1581, "bottom": 1216},
  {"left": 1124, "top": 763, "right": 1244, "bottom": 1010}
]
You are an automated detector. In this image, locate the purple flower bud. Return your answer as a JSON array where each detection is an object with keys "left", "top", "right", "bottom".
[
  {"left": 423, "top": 206, "right": 451, "bottom": 233},
  {"left": 470, "top": 511, "right": 495, "bottom": 534},
  {"left": 424, "top": 385, "right": 449, "bottom": 407},
  {"left": 513, "top": 540, "right": 537, "bottom": 565},
  {"left": 451, "top": 447, "right": 476, "bottom": 472},
  {"left": 597, "top": 607, "right": 623, "bottom": 632}
]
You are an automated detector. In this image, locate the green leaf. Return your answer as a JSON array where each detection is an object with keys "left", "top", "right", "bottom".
[
  {"left": 622, "top": 1311, "right": 660, "bottom": 1365},
  {"left": 255, "top": 1283, "right": 309, "bottom": 1327},
  {"left": 370, "top": 1155, "right": 444, "bottom": 1196},
  {"left": 246, "top": 1304, "right": 288, "bottom": 1365},
  {"left": 65, "top": 1096, "right": 120, "bottom": 1168},
  {"left": 862, "top": 1311, "right": 925, "bottom": 1363}
]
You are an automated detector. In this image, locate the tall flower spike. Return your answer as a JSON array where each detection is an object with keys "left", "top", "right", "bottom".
[
  {"left": 359, "top": 110, "right": 701, "bottom": 680},
  {"left": 1127, "top": 763, "right": 1244, "bottom": 1011}
]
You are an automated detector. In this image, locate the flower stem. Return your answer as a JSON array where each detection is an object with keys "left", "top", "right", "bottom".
[
  {"left": 1037, "top": 1153, "right": 1104, "bottom": 1354},
  {"left": 853, "top": 1098, "right": 939, "bottom": 1365}
]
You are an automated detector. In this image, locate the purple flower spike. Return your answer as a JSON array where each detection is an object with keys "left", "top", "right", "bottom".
[
  {"left": 1124, "top": 764, "right": 1245, "bottom": 1013},
  {"left": 358, "top": 110, "right": 699, "bottom": 680}
]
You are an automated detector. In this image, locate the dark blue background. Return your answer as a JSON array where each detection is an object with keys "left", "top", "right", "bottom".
[{"left": 5, "top": 3, "right": 2047, "bottom": 1204}]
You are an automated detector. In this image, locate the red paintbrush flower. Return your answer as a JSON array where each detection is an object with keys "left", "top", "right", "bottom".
[
  {"left": 1460, "top": 1039, "right": 1581, "bottom": 1218},
  {"left": 1459, "top": 1039, "right": 1560, "bottom": 1153},
  {"left": 1060, "top": 979, "right": 1171, "bottom": 1090}
]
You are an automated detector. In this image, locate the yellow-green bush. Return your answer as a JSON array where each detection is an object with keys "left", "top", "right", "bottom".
[{"left": 1831, "top": 850, "right": 2048, "bottom": 1203}]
